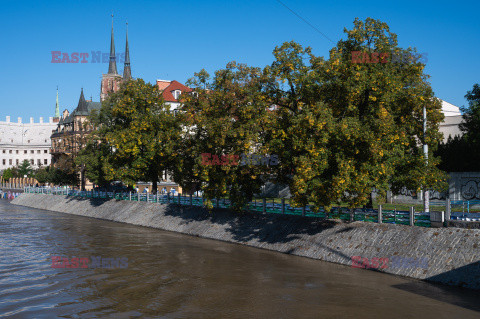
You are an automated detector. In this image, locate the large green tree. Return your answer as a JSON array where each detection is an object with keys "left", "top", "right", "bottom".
[
  {"left": 436, "top": 83, "right": 480, "bottom": 171},
  {"left": 75, "top": 140, "right": 112, "bottom": 188},
  {"left": 88, "top": 79, "right": 182, "bottom": 194},
  {"left": 18, "top": 160, "right": 33, "bottom": 177},
  {"left": 176, "top": 63, "right": 272, "bottom": 210},
  {"left": 48, "top": 155, "right": 79, "bottom": 186},
  {"left": 264, "top": 18, "right": 447, "bottom": 211}
]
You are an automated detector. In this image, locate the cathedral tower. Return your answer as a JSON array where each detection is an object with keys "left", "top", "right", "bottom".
[
  {"left": 100, "top": 15, "right": 123, "bottom": 101},
  {"left": 123, "top": 22, "right": 132, "bottom": 80}
]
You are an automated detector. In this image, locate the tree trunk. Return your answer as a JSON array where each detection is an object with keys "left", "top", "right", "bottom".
[
  {"left": 366, "top": 192, "right": 374, "bottom": 209},
  {"left": 80, "top": 164, "right": 86, "bottom": 191},
  {"left": 152, "top": 179, "right": 157, "bottom": 195}
]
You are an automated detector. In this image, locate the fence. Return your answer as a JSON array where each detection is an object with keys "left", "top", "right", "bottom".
[{"left": 24, "top": 186, "right": 444, "bottom": 227}]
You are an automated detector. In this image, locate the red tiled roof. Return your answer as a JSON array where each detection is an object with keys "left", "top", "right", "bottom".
[
  {"left": 160, "top": 80, "right": 192, "bottom": 102},
  {"left": 156, "top": 80, "right": 171, "bottom": 91}
]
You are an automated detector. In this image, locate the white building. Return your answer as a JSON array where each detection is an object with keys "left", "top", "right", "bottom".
[
  {"left": 439, "top": 99, "right": 463, "bottom": 142},
  {"left": 0, "top": 116, "right": 57, "bottom": 171},
  {"left": 156, "top": 79, "right": 193, "bottom": 112}
]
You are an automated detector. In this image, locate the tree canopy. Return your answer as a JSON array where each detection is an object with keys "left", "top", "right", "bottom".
[
  {"left": 436, "top": 83, "right": 480, "bottom": 172},
  {"left": 75, "top": 17, "right": 449, "bottom": 212},
  {"left": 80, "top": 79, "right": 182, "bottom": 193}
]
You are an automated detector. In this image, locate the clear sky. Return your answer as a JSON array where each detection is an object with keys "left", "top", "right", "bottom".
[{"left": 0, "top": 0, "right": 478, "bottom": 121}]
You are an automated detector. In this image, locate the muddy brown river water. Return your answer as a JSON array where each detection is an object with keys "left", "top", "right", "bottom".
[{"left": 0, "top": 200, "right": 479, "bottom": 318}]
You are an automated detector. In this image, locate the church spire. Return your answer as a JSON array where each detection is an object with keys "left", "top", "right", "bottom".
[
  {"left": 55, "top": 86, "right": 60, "bottom": 118},
  {"left": 108, "top": 14, "right": 118, "bottom": 74},
  {"left": 123, "top": 21, "right": 132, "bottom": 80}
]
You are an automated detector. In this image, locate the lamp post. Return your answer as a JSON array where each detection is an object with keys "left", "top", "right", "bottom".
[{"left": 423, "top": 105, "right": 429, "bottom": 213}]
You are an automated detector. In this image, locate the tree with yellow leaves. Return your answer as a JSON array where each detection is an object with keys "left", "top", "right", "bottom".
[{"left": 83, "top": 79, "right": 182, "bottom": 193}]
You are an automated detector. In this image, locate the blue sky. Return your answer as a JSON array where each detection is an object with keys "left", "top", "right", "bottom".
[{"left": 0, "top": 0, "right": 479, "bottom": 120}]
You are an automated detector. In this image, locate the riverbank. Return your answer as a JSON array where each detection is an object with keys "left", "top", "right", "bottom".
[{"left": 12, "top": 193, "right": 480, "bottom": 290}]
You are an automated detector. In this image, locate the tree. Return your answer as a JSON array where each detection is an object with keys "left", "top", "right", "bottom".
[
  {"left": 18, "top": 160, "right": 33, "bottom": 177},
  {"left": 75, "top": 139, "right": 112, "bottom": 188},
  {"left": 177, "top": 63, "right": 272, "bottom": 210},
  {"left": 459, "top": 83, "right": 480, "bottom": 171},
  {"left": 263, "top": 18, "right": 447, "bottom": 212},
  {"left": 461, "top": 84, "right": 480, "bottom": 145},
  {"left": 34, "top": 167, "right": 49, "bottom": 184},
  {"left": 49, "top": 155, "right": 79, "bottom": 186},
  {"left": 436, "top": 83, "right": 480, "bottom": 172},
  {"left": 90, "top": 79, "right": 182, "bottom": 194},
  {"left": 2, "top": 168, "right": 16, "bottom": 181}
]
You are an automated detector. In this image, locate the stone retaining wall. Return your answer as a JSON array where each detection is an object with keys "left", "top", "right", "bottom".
[{"left": 12, "top": 193, "right": 480, "bottom": 290}]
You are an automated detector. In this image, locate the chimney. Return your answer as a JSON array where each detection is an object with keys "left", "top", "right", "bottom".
[
  {"left": 18, "top": 117, "right": 22, "bottom": 123},
  {"left": 30, "top": 117, "right": 34, "bottom": 123},
  {"left": 39, "top": 117, "right": 44, "bottom": 123},
  {"left": 6, "top": 116, "right": 10, "bottom": 122}
]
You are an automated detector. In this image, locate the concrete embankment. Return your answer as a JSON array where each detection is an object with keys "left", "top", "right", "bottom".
[{"left": 12, "top": 193, "right": 480, "bottom": 290}]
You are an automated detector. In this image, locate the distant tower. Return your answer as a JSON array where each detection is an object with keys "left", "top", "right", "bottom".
[
  {"left": 123, "top": 21, "right": 132, "bottom": 80},
  {"left": 100, "top": 14, "right": 123, "bottom": 101},
  {"left": 53, "top": 86, "right": 60, "bottom": 122}
]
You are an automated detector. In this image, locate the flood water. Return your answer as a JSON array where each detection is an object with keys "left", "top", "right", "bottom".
[{"left": 0, "top": 200, "right": 479, "bottom": 318}]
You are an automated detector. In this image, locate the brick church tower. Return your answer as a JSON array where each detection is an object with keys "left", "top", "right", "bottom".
[{"left": 100, "top": 15, "right": 123, "bottom": 102}]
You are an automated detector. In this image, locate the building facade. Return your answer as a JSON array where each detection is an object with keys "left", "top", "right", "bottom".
[
  {"left": 51, "top": 19, "right": 131, "bottom": 160},
  {"left": 50, "top": 19, "right": 132, "bottom": 189},
  {"left": 50, "top": 89, "right": 101, "bottom": 162},
  {"left": 0, "top": 116, "right": 57, "bottom": 172},
  {"left": 438, "top": 99, "right": 463, "bottom": 142},
  {"left": 156, "top": 79, "right": 192, "bottom": 111}
]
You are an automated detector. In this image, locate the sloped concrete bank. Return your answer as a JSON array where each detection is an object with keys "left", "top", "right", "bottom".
[{"left": 12, "top": 193, "right": 480, "bottom": 290}]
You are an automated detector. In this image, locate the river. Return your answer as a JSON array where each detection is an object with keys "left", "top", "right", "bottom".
[{"left": 0, "top": 200, "right": 479, "bottom": 318}]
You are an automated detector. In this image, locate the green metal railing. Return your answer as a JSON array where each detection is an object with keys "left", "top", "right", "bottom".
[{"left": 23, "top": 187, "right": 432, "bottom": 227}]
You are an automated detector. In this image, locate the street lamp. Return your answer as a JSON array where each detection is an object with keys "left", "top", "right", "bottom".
[{"left": 423, "top": 105, "right": 429, "bottom": 213}]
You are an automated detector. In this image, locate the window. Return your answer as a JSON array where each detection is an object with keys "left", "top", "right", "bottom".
[
  {"left": 30, "top": 150, "right": 34, "bottom": 154},
  {"left": 2, "top": 150, "right": 5, "bottom": 154},
  {"left": 37, "top": 150, "right": 41, "bottom": 154},
  {"left": 44, "top": 159, "right": 48, "bottom": 165},
  {"left": 9, "top": 150, "right": 12, "bottom": 154},
  {"left": 173, "top": 90, "right": 181, "bottom": 100},
  {"left": 30, "top": 159, "right": 34, "bottom": 165},
  {"left": 37, "top": 159, "right": 41, "bottom": 166},
  {"left": 2, "top": 159, "right": 5, "bottom": 165},
  {"left": 16, "top": 150, "right": 19, "bottom": 154},
  {"left": 16, "top": 159, "right": 19, "bottom": 165},
  {"left": 9, "top": 159, "right": 12, "bottom": 165},
  {"left": 24, "top": 150, "right": 27, "bottom": 154},
  {"left": 44, "top": 150, "right": 48, "bottom": 153},
  {"left": 27, "top": 140, "right": 31, "bottom": 143}
]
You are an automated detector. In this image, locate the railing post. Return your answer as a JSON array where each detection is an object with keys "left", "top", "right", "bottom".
[
  {"left": 281, "top": 198, "right": 285, "bottom": 214},
  {"left": 216, "top": 197, "right": 219, "bottom": 208},
  {"left": 409, "top": 206, "right": 415, "bottom": 226},
  {"left": 178, "top": 193, "right": 181, "bottom": 205},
  {"left": 190, "top": 194, "right": 193, "bottom": 207},
  {"left": 302, "top": 206, "right": 306, "bottom": 217},
  {"left": 263, "top": 198, "right": 266, "bottom": 213},
  {"left": 378, "top": 205, "right": 383, "bottom": 223}
]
